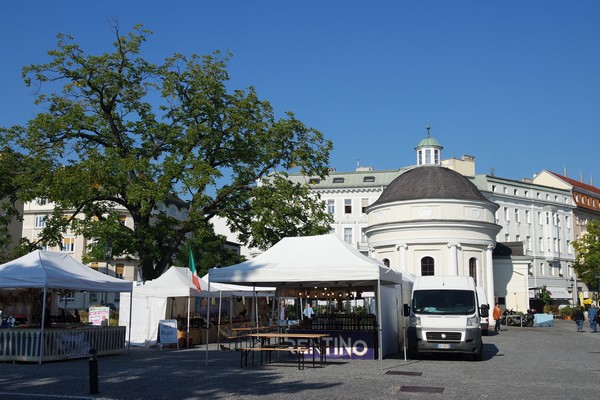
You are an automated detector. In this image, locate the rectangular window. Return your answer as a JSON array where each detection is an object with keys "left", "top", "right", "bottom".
[
  {"left": 434, "top": 149, "right": 439, "bottom": 164},
  {"left": 504, "top": 234, "right": 510, "bottom": 242},
  {"left": 327, "top": 199, "right": 335, "bottom": 214},
  {"left": 504, "top": 207, "right": 509, "bottom": 221},
  {"left": 343, "top": 228, "right": 353, "bottom": 244},
  {"left": 61, "top": 237, "right": 75, "bottom": 253},
  {"left": 425, "top": 149, "right": 431, "bottom": 164},
  {"left": 526, "top": 236, "right": 532, "bottom": 251},
  {"left": 539, "top": 237, "right": 544, "bottom": 252},
  {"left": 545, "top": 212, "right": 550, "bottom": 225},
  {"left": 361, "top": 228, "right": 367, "bottom": 243},
  {"left": 540, "top": 262, "right": 545, "bottom": 276},
  {"left": 332, "top": 177, "right": 344, "bottom": 184},
  {"left": 34, "top": 215, "right": 47, "bottom": 228},
  {"left": 344, "top": 199, "right": 352, "bottom": 214},
  {"left": 538, "top": 212, "right": 543, "bottom": 225},
  {"left": 363, "top": 176, "right": 375, "bottom": 183},
  {"left": 59, "top": 291, "right": 75, "bottom": 303},
  {"left": 515, "top": 209, "right": 520, "bottom": 223},
  {"left": 361, "top": 198, "right": 369, "bottom": 214},
  {"left": 525, "top": 210, "right": 531, "bottom": 224},
  {"left": 116, "top": 263, "right": 125, "bottom": 279},
  {"left": 36, "top": 197, "right": 48, "bottom": 206}
]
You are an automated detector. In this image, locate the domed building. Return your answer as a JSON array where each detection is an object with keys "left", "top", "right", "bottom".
[{"left": 365, "top": 129, "right": 501, "bottom": 305}]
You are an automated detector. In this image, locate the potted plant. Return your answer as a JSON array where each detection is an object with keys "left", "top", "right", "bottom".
[{"left": 560, "top": 306, "right": 574, "bottom": 320}]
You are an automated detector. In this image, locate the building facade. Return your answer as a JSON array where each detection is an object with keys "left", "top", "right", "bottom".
[{"left": 288, "top": 130, "right": 583, "bottom": 311}]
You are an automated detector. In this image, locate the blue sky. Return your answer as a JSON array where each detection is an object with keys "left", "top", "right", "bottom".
[{"left": 1, "top": 1, "right": 599, "bottom": 183}]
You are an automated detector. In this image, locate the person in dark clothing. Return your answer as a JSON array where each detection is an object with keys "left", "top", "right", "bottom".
[{"left": 574, "top": 307, "right": 585, "bottom": 332}]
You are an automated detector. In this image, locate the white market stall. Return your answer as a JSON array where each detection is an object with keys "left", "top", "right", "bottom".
[
  {"left": 119, "top": 266, "right": 274, "bottom": 347},
  {"left": 209, "top": 234, "right": 411, "bottom": 361},
  {"left": 0, "top": 250, "right": 133, "bottom": 363}
]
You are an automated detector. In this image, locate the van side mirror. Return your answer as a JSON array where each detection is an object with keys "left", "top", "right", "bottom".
[
  {"left": 403, "top": 304, "right": 410, "bottom": 317},
  {"left": 480, "top": 304, "right": 489, "bottom": 318}
]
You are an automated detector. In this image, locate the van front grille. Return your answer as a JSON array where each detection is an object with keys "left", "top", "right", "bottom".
[{"left": 425, "top": 332, "right": 462, "bottom": 341}]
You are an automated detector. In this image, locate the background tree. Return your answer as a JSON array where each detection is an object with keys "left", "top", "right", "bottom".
[
  {"left": 0, "top": 24, "right": 333, "bottom": 280},
  {"left": 175, "top": 229, "right": 246, "bottom": 278},
  {"left": 0, "top": 149, "right": 25, "bottom": 262},
  {"left": 573, "top": 219, "right": 600, "bottom": 291}
]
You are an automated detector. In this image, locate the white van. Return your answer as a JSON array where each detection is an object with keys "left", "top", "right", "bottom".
[
  {"left": 404, "top": 275, "right": 488, "bottom": 361},
  {"left": 476, "top": 287, "right": 489, "bottom": 335}
]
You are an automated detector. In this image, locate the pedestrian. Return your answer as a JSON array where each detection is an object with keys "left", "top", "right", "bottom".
[
  {"left": 574, "top": 306, "right": 585, "bottom": 332},
  {"left": 278, "top": 300, "right": 287, "bottom": 326},
  {"left": 589, "top": 305, "right": 598, "bottom": 333},
  {"left": 493, "top": 303, "right": 502, "bottom": 332},
  {"left": 303, "top": 303, "right": 314, "bottom": 319}
]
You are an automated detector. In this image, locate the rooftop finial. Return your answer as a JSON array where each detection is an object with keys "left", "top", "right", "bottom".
[{"left": 426, "top": 123, "right": 431, "bottom": 138}]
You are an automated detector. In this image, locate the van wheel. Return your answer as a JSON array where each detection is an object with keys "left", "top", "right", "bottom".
[
  {"left": 406, "top": 341, "right": 418, "bottom": 359},
  {"left": 473, "top": 345, "right": 483, "bottom": 361}
]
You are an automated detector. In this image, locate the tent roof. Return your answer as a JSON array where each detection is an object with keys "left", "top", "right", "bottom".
[
  {"left": 134, "top": 266, "right": 202, "bottom": 298},
  {"left": 134, "top": 267, "right": 275, "bottom": 298},
  {"left": 0, "top": 250, "right": 132, "bottom": 292},
  {"left": 208, "top": 234, "right": 403, "bottom": 288}
]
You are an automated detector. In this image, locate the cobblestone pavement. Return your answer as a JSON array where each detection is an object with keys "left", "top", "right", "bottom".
[{"left": 0, "top": 319, "right": 597, "bottom": 399}]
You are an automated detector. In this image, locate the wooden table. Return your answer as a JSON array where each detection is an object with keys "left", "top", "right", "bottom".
[
  {"left": 243, "top": 332, "right": 330, "bottom": 368},
  {"left": 227, "top": 325, "right": 276, "bottom": 349}
]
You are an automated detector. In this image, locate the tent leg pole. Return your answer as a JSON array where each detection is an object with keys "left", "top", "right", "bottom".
[
  {"left": 39, "top": 287, "right": 47, "bottom": 365},
  {"left": 128, "top": 291, "right": 133, "bottom": 354}
]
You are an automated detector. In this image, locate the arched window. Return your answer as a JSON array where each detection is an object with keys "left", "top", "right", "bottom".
[
  {"left": 383, "top": 258, "right": 390, "bottom": 267},
  {"left": 469, "top": 258, "right": 477, "bottom": 284},
  {"left": 421, "top": 257, "right": 435, "bottom": 276}
]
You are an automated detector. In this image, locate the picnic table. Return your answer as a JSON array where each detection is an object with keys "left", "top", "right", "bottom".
[{"left": 238, "top": 332, "right": 330, "bottom": 369}]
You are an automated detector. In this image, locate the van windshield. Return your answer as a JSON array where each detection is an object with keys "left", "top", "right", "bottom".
[{"left": 412, "top": 290, "right": 476, "bottom": 315}]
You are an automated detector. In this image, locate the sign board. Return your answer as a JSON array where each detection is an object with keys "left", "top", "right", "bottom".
[
  {"left": 158, "top": 319, "right": 178, "bottom": 344},
  {"left": 89, "top": 306, "right": 110, "bottom": 326}
]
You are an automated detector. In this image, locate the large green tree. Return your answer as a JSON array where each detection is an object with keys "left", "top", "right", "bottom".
[
  {"left": 573, "top": 219, "right": 600, "bottom": 289},
  {"left": 0, "top": 25, "right": 333, "bottom": 280},
  {"left": 0, "top": 149, "right": 25, "bottom": 262}
]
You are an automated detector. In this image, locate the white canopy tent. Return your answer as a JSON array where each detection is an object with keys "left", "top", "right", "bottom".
[
  {"left": 208, "top": 234, "right": 409, "bottom": 361},
  {"left": 119, "top": 266, "right": 274, "bottom": 347},
  {"left": 0, "top": 250, "right": 133, "bottom": 292},
  {"left": 0, "top": 250, "right": 133, "bottom": 363}
]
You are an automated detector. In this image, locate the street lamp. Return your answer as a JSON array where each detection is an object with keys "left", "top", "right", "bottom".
[{"left": 103, "top": 242, "right": 112, "bottom": 304}]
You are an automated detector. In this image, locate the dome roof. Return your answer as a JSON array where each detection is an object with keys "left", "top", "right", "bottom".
[
  {"left": 414, "top": 136, "right": 442, "bottom": 150},
  {"left": 372, "top": 166, "right": 490, "bottom": 206}
]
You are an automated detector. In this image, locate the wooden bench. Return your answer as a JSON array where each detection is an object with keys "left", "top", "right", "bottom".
[
  {"left": 237, "top": 346, "right": 309, "bottom": 370},
  {"left": 222, "top": 334, "right": 249, "bottom": 350}
]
